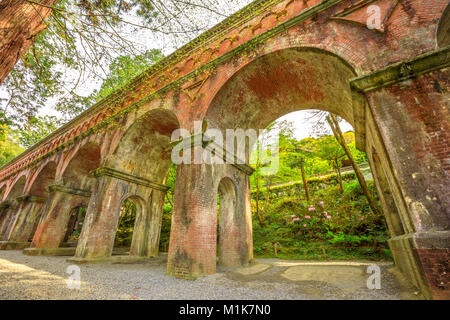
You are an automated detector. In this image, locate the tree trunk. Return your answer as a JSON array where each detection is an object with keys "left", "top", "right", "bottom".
[
  {"left": 327, "top": 114, "right": 380, "bottom": 214},
  {"left": 255, "top": 141, "right": 265, "bottom": 227},
  {"left": 335, "top": 162, "right": 344, "bottom": 194},
  {"left": 0, "top": 0, "right": 59, "bottom": 84},
  {"left": 300, "top": 158, "right": 310, "bottom": 202}
]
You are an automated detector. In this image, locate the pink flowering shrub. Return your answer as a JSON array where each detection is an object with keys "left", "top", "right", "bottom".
[{"left": 289, "top": 200, "right": 333, "bottom": 238}]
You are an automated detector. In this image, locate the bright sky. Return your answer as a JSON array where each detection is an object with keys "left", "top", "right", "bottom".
[{"left": 276, "top": 111, "right": 353, "bottom": 140}]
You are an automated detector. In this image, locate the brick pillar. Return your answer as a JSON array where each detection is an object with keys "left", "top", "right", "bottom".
[
  {"left": 167, "top": 164, "right": 217, "bottom": 279},
  {"left": 31, "top": 185, "right": 90, "bottom": 249},
  {"left": 218, "top": 175, "right": 253, "bottom": 267},
  {"left": 166, "top": 135, "right": 255, "bottom": 279},
  {"left": 74, "top": 167, "right": 168, "bottom": 260},
  {"left": 7, "top": 195, "right": 46, "bottom": 242},
  {"left": 352, "top": 47, "right": 450, "bottom": 299}
]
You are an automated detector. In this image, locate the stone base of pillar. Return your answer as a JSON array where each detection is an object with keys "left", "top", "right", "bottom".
[
  {"left": 0, "top": 241, "right": 30, "bottom": 250},
  {"left": 389, "top": 230, "right": 449, "bottom": 300},
  {"left": 67, "top": 254, "right": 165, "bottom": 265},
  {"left": 23, "top": 247, "right": 76, "bottom": 256}
]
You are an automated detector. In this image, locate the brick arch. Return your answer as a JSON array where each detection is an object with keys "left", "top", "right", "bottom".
[
  {"left": 25, "top": 161, "right": 57, "bottom": 197},
  {"left": 436, "top": 1, "right": 450, "bottom": 48},
  {"left": 106, "top": 108, "right": 180, "bottom": 184},
  {"left": 0, "top": 184, "right": 6, "bottom": 202},
  {"left": 60, "top": 142, "right": 101, "bottom": 190},
  {"left": 4, "top": 175, "right": 27, "bottom": 201},
  {"left": 204, "top": 47, "right": 357, "bottom": 133}
]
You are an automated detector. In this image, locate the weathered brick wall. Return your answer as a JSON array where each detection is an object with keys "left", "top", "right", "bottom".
[
  {"left": 167, "top": 163, "right": 252, "bottom": 278},
  {"left": 0, "top": 0, "right": 448, "bottom": 299},
  {"left": 416, "top": 249, "right": 450, "bottom": 300}
]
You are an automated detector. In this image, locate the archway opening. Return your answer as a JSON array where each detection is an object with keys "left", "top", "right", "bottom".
[
  {"left": 63, "top": 206, "right": 87, "bottom": 244},
  {"left": 62, "top": 142, "right": 101, "bottom": 191},
  {"left": 6, "top": 175, "right": 26, "bottom": 201},
  {"left": 0, "top": 185, "right": 8, "bottom": 233},
  {"left": 246, "top": 110, "right": 389, "bottom": 261},
  {"left": 29, "top": 161, "right": 57, "bottom": 198},
  {"left": 59, "top": 142, "right": 101, "bottom": 248},
  {"left": 113, "top": 198, "right": 138, "bottom": 255},
  {"left": 109, "top": 109, "right": 180, "bottom": 257},
  {"left": 22, "top": 162, "right": 58, "bottom": 241},
  {"left": 217, "top": 177, "right": 239, "bottom": 266},
  {"left": 0, "top": 175, "right": 26, "bottom": 239},
  {"left": 205, "top": 48, "right": 390, "bottom": 262}
]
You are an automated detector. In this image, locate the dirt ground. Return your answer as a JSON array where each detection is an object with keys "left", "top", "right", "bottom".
[{"left": 0, "top": 250, "right": 423, "bottom": 300}]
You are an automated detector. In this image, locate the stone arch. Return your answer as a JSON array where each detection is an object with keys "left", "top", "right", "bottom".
[
  {"left": 61, "top": 142, "right": 101, "bottom": 190},
  {"left": 217, "top": 176, "right": 241, "bottom": 267},
  {"left": 0, "top": 175, "right": 26, "bottom": 239},
  {"left": 205, "top": 47, "right": 357, "bottom": 135},
  {"left": 5, "top": 175, "right": 26, "bottom": 201},
  {"left": 108, "top": 108, "right": 180, "bottom": 184},
  {"left": 27, "top": 161, "right": 57, "bottom": 197},
  {"left": 437, "top": 2, "right": 450, "bottom": 48},
  {"left": 0, "top": 184, "right": 5, "bottom": 202}
]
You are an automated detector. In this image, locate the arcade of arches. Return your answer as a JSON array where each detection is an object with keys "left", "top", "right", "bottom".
[{"left": 0, "top": 0, "right": 448, "bottom": 300}]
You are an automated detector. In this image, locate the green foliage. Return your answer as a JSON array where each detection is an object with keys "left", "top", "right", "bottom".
[
  {"left": 93, "top": 50, "right": 164, "bottom": 101},
  {"left": 342, "top": 180, "right": 364, "bottom": 201},
  {"left": 250, "top": 119, "right": 366, "bottom": 188},
  {"left": 13, "top": 116, "right": 63, "bottom": 149},
  {"left": 252, "top": 180, "right": 390, "bottom": 261},
  {"left": 159, "top": 204, "right": 173, "bottom": 252},
  {"left": 1, "top": 0, "right": 243, "bottom": 127},
  {"left": 0, "top": 125, "right": 24, "bottom": 168}
]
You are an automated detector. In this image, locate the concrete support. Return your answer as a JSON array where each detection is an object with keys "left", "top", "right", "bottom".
[
  {"left": 7, "top": 195, "right": 46, "bottom": 243},
  {"left": 31, "top": 185, "right": 91, "bottom": 249},
  {"left": 167, "top": 162, "right": 253, "bottom": 279},
  {"left": 73, "top": 167, "right": 169, "bottom": 261},
  {"left": 351, "top": 47, "right": 450, "bottom": 300}
]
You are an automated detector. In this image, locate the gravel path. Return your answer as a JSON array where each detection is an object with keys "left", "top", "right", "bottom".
[{"left": 0, "top": 250, "right": 420, "bottom": 300}]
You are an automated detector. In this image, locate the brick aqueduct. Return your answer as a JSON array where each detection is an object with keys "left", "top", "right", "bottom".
[{"left": 0, "top": 0, "right": 448, "bottom": 299}]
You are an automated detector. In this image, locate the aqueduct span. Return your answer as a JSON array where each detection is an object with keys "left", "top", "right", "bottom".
[{"left": 0, "top": 0, "right": 448, "bottom": 299}]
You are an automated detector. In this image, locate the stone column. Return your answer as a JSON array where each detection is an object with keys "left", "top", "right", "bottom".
[
  {"left": 166, "top": 163, "right": 218, "bottom": 279},
  {"left": 7, "top": 195, "right": 46, "bottom": 243},
  {"left": 74, "top": 167, "right": 169, "bottom": 260},
  {"left": 351, "top": 47, "right": 450, "bottom": 300},
  {"left": 31, "top": 185, "right": 91, "bottom": 249},
  {"left": 167, "top": 158, "right": 254, "bottom": 279}
]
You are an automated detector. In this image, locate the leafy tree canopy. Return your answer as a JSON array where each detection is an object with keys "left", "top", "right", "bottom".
[{"left": 0, "top": 0, "right": 249, "bottom": 127}]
